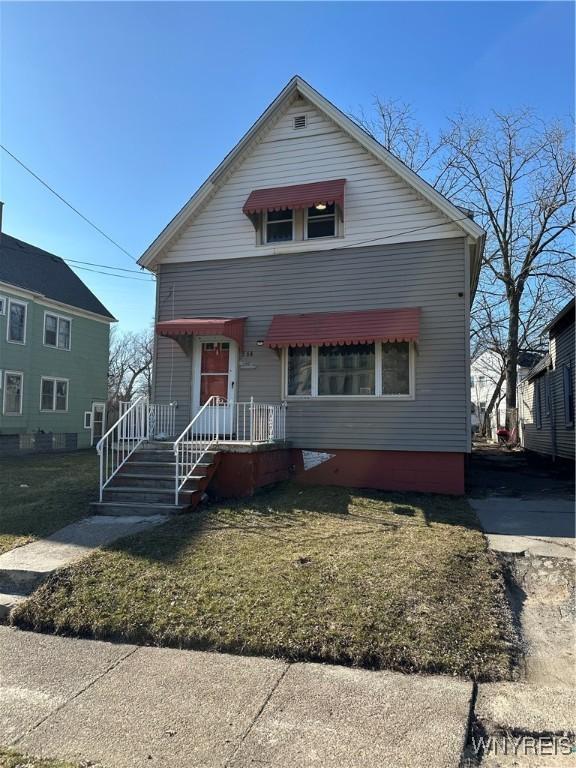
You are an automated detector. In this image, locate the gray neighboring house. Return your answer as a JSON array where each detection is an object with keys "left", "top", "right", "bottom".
[
  {"left": 137, "top": 76, "right": 486, "bottom": 495},
  {"left": 518, "top": 298, "right": 575, "bottom": 462}
]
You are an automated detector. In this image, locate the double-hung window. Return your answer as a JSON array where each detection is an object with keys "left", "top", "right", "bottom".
[
  {"left": 3, "top": 371, "right": 23, "bottom": 415},
  {"left": 40, "top": 378, "right": 69, "bottom": 412},
  {"left": 535, "top": 379, "right": 543, "bottom": 429},
  {"left": 286, "top": 341, "right": 413, "bottom": 398},
  {"left": 7, "top": 299, "right": 27, "bottom": 344},
  {"left": 265, "top": 210, "right": 294, "bottom": 243},
  {"left": 306, "top": 202, "right": 337, "bottom": 239},
  {"left": 44, "top": 313, "right": 71, "bottom": 350}
]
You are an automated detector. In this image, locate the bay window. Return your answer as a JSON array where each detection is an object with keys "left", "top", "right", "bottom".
[{"left": 285, "top": 341, "right": 414, "bottom": 398}]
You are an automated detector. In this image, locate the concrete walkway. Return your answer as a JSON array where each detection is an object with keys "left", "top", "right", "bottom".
[
  {"left": 0, "top": 626, "right": 474, "bottom": 768},
  {"left": 0, "top": 515, "right": 167, "bottom": 618},
  {"left": 469, "top": 497, "right": 575, "bottom": 558}
]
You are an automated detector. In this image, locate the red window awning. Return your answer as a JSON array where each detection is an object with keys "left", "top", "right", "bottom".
[
  {"left": 243, "top": 179, "right": 346, "bottom": 218},
  {"left": 264, "top": 308, "right": 420, "bottom": 348},
  {"left": 156, "top": 318, "right": 246, "bottom": 349}
]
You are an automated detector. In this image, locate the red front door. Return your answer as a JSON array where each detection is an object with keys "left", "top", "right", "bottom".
[{"left": 200, "top": 342, "right": 230, "bottom": 404}]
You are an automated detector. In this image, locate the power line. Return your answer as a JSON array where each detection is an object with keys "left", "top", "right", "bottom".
[
  {"left": 0, "top": 144, "right": 137, "bottom": 262},
  {"left": 71, "top": 264, "right": 154, "bottom": 282},
  {"left": 63, "top": 256, "right": 151, "bottom": 275}
]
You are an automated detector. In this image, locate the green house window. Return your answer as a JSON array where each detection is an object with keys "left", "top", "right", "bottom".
[
  {"left": 44, "top": 313, "right": 71, "bottom": 350},
  {"left": 41, "top": 378, "right": 69, "bottom": 412}
]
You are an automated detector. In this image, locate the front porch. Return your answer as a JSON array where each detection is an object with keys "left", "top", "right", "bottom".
[{"left": 93, "top": 397, "right": 288, "bottom": 515}]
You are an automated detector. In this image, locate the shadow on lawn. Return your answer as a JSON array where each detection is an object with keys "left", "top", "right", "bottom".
[{"left": 101, "top": 481, "right": 480, "bottom": 566}]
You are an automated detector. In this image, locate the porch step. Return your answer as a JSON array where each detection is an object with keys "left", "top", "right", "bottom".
[
  {"left": 113, "top": 474, "right": 207, "bottom": 489},
  {"left": 90, "top": 502, "right": 189, "bottom": 517},
  {"left": 103, "top": 487, "right": 201, "bottom": 505}
]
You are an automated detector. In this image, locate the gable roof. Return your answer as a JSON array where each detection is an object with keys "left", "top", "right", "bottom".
[
  {"left": 0, "top": 233, "right": 115, "bottom": 321},
  {"left": 138, "top": 76, "right": 485, "bottom": 271}
]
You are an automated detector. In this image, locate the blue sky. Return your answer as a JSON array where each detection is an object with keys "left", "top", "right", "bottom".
[{"left": 1, "top": 1, "right": 574, "bottom": 331}]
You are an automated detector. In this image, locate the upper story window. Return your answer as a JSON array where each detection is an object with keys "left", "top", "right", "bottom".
[
  {"left": 306, "top": 202, "right": 336, "bottom": 239},
  {"left": 265, "top": 209, "right": 294, "bottom": 243},
  {"left": 0, "top": 296, "right": 6, "bottom": 315},
  {"left": 44, "top": 313, "right": 71, "bottom": 350},
  {"left": 7, "top": 299, "right": 27, "bottom": 344},
  {"left": 243, "top": 179, "right": 346, "bottom": 247}
]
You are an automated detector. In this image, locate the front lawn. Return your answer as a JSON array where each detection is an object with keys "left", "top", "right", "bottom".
[
  {"left": 13, "top": 483, "right": 517, "bottom": 680},
  {"left": 0, "top": 451, "right": 98, "bottom": 555}
]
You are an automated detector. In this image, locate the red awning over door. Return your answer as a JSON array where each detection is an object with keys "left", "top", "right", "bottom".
[
  {"left": 243, "top": 179, "right": 346, "bottom": 217},
  {"left": 156, "top": 318, "right": 246, "bottom": 349},
  {"left": 264, "top": 308, "right": 420, "bottom": 348}
]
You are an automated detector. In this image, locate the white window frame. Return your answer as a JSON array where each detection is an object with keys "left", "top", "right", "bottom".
[
  {"left": 304, "top": 204, "right": 339, "bottom": 241},
  {"left": 3, "top": 370, "right": 24, "bottom": 415},
  {"left": 0, "top": 296, "right": 6, "bottom": 315},
  {"left": 43, "top": 311, "right": 72, "bottom": 351},
  {"left": 6, "top": 298, "right": 27, "bottom": 345},
  {"left": 40, "top": 376, "right": 69, "bottom": 412},
  {"left": 282, "top": 342, "right": 415, "bottom": 400},
  {"left": 84, "top": 411, "right": 92, "bottom": 429},
  {"left": 264, "top": 209, "right": 295, "bottom": 245}
]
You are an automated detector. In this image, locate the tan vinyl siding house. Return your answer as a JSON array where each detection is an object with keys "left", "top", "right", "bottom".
[
  {"left": 518, "top": 299, "right": 575, "bottom": 462},
  {"left": 140, "top": 76, "right": 486, "bottom": 495}
]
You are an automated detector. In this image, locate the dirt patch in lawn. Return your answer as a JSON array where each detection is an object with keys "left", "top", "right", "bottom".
[
  {"left": 13, "top": 483, "right": 518, "bottom": 680},
  {"left": 0, "top": 747, "right": 101, "bottom": 767},
  {"left": 0, "top": 451, "right": 98, "bottom": 555}
]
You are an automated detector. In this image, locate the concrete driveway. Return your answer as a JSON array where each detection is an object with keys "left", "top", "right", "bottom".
[
  {"left": 469, "top": 497, "right": 575, "bottom": 558},
  {"left": 468, "top": 445, "right": 575, "bottom": 558}
]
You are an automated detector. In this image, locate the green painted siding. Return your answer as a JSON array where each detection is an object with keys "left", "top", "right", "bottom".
[{"left": 0, "top": 288, "right": 110, "bottom": 448}]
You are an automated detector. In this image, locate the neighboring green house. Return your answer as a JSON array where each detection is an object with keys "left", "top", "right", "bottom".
[{"left": 0, "top": 232, "right": 115, "bottom": 453}]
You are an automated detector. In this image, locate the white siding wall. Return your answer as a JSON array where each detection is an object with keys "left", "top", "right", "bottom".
[{"left": 159, "top": 96, "right": 462, "bottom": 265}]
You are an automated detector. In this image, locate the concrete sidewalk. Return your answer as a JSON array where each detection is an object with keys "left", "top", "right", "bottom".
[
  {"left": 0, "top": 514, "right": 168, "bottom": 618},
  {"left": 0, "top": 626, "right": 473, "bottom": 768}
]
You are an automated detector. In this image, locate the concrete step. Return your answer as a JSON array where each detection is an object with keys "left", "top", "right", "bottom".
[
  {"left": 111, "top": 474, "right": 207, "bottom": 489},
  {"left": 90, "top": 502, "right": 189, "bottom": 517},
  {"left": 0, "top": 568, "right": 46, "bottom": 594},
  {"left": 102, "top": 487, "right": 200, "bottom": 505}
]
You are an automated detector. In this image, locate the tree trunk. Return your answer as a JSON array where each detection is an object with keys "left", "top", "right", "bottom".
[
  {"left": 481, "top": 371, "right": 506, "bottom": 436},
  {"left": 506, "top": 295, "right": 520, "bottom": 410}
]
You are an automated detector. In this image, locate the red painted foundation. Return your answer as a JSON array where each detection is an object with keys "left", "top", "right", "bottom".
[
  {"left": 208, "top": 446, "right": 465, "bottom": 498},
  {"left": 293, "top": 449, "right": 465, "bottom": 496},
  {"left": 208, "top": 448, "right": 296, "bottom": 499}
]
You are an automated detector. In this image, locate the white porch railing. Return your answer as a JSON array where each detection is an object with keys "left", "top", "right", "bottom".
[
  {"left": 97, "top": 395, "right": 149, "bottom": 501},
  {"left": 173, "top": 398, "right": 287, "bottom": 503},
  {"left": 149, "top": 403, "right": 177, "bottom": 439}
]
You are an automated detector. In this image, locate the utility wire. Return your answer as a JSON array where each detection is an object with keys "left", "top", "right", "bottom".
[
  {"left": 1, "top": 144, "right": 138, "bottom": 262},
  {"left": 72, "top": 264, "right": 154, "bottom": 282}
]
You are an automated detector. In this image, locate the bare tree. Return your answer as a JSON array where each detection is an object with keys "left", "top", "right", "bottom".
[
  {"left": 442, "top": 111, "right": 575, "bottom": 413},
  {"left": 108, "top": 327, "right": 154, "bottom": 407},
  {"left": 354, "top": 102, "right": 575, "bottom": 424}
]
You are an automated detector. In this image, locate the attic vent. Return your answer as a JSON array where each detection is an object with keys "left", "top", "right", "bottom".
[{"left": 293, "top": 115, "right": 307, "bottom": 130}]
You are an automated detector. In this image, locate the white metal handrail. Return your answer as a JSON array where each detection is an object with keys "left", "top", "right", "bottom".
[
  {"left": 173, "top": 395, "right": 224, "bottom": 504},
  {"left": 96, "top": 395, "right": 148, "bottom": 501},
  {"left": 228, "top": 400, "right": 287, "bottom": 443},
  {"left": 149, "top": 403, "right": 176, "bottom": 439}
]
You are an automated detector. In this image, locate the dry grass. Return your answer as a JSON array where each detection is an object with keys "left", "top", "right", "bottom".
[
  {"left": 13, "top": 482, "right": 518, "bottom": 680},
  {"left": 0, "top": 747, "right": 100, "bottom": 767},
  {"left": 0, "top": 452, "right": 97, "bottom": 555}
]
